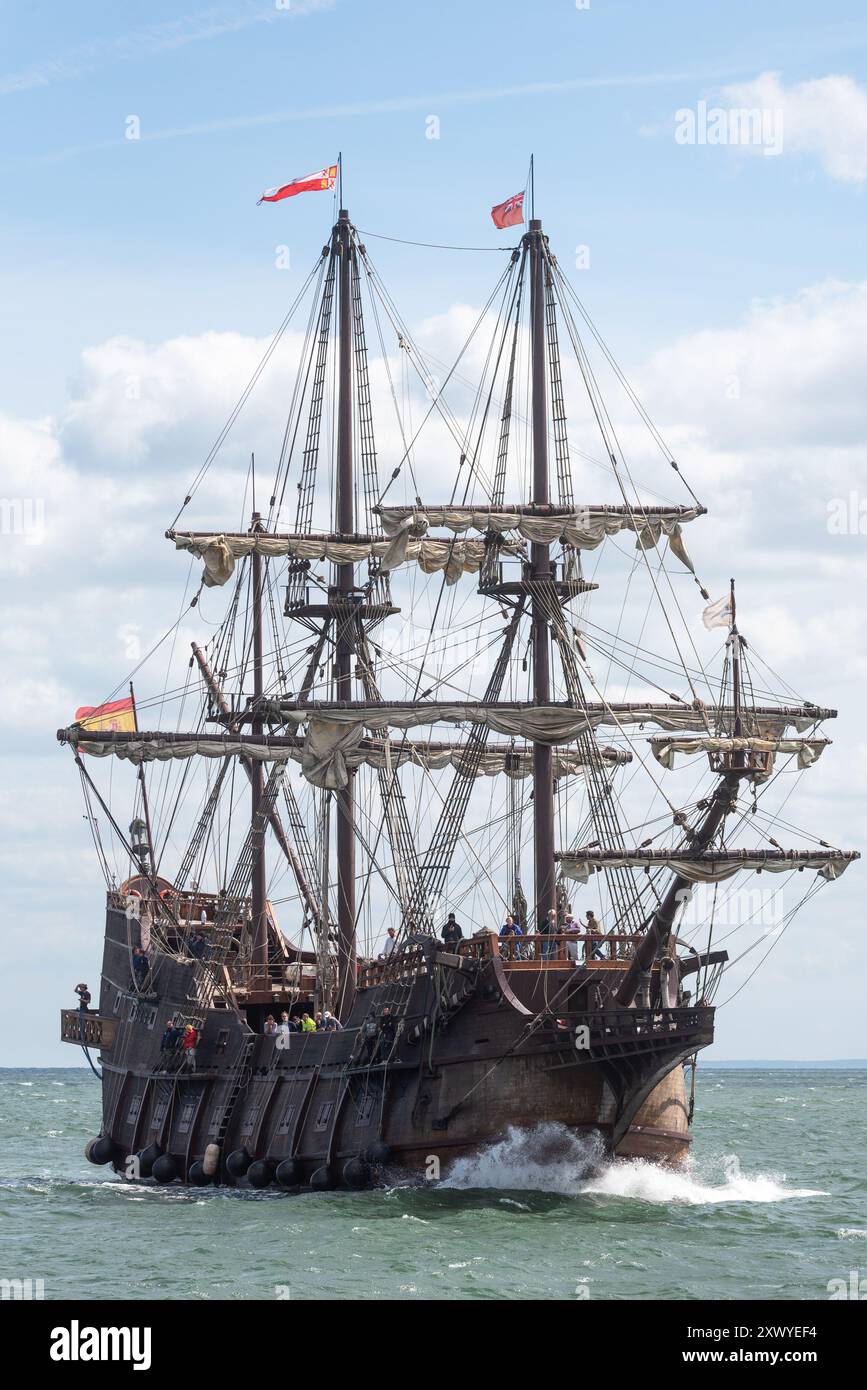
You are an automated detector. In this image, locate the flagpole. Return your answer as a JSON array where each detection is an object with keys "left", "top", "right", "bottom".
[
  {"left": 129, "top": 681, "right": 156, "bottom": 877},
  {"left": 338, "top": 150, "right": 343, "bottom": 210},
  {"left": 530, "top": 153, "right": 535, "bottom": 221}
]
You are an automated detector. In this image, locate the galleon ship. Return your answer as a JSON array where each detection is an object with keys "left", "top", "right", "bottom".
[{"left": 58, "top": 169, "right": 857, "bottom": 1189}]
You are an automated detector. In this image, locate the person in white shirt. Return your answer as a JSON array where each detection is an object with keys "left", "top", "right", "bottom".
[
  {"left": 563, "top": 912, "right": 582, "bottom": 964},
  {"left": 380, "top": 927, "right": 397, "bottom": 959}
]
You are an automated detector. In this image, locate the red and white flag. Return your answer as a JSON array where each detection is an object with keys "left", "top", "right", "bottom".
[
  {"left": 258, "top": 164, "right": 338, "bottom": 205},
  {"left": 491, "top": 190, "right": 525, "bottom": 229}
]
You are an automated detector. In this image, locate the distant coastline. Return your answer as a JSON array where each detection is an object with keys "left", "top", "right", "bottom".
[{"left": 702, "top": 1059, "right": 867, "bottom": 1069}]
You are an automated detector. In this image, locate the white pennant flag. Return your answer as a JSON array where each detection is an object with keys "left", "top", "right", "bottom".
[{"left": 702, "top": 595, "right": 733, "bottom": 630}]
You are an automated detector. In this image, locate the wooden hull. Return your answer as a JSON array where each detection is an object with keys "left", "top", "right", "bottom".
[{"left": 86, "top": 905, "right": 710, "bottom": 1188}]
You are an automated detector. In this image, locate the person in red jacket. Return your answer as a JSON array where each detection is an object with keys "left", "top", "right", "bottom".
[{"left": 182, "top": 1023, "right": 199, "bottom": 1072}]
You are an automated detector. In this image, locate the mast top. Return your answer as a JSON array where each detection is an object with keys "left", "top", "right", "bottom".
[{"left": 529, "top": 217, "right": 542, "bottom": 232}]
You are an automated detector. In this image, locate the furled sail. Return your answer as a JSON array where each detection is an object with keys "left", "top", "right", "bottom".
[
  {"left": 58, "top": 727, "right": 630, "bottom": 790},
  {"left": 265, "top": 699, "right": 831, "bottom": 740},
  {"left": 66, "top": 699, "right": 830, "bottom": 791},
  {"left": 649, "top": 735, "right": 831, "bottom": 774},
  {"left": 169, "top": 529, "right": 502, "bottom": 588},
  {"left": 375, "top": 503, "right": 704, "bottom": 572},
  {"left": 558, "top": 847, "right": 859, "bottom": 884}
]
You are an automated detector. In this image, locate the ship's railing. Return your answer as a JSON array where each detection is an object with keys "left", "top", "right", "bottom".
[
  {"left": 357, "top": 933, "right": 642, "bottom": 988},
  {"left": 59, "top": 1009, "right": 118, "bottom": 1049},
  {"left": 106, "top": 887, "right": 252, "bottom": 924},
  {"left": 358, "top": 941, "right": 429, "bottom": 991},
  {"left": 547, "top": 1005, "right": 715, "bottom": 1043},
  {"left": 458, "top": 931, "right": 641, "bottom": 964}
]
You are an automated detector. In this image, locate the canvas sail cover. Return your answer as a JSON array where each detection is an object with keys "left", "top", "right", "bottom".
[
  {"left": 269, "top": 701, "right": 825, "bottom": 738},
  {"left": 558, "top": 848, "right": 858, "bottom": 884},
  {"left": 60, "top": 728, "right": 629, "bottom": 790},
  {"left": 649, "top": 735, "right": 831, "bottom": 772},
  {"left": 64, "top": 698, "right": 829, "bottom": 790},
  {"left": 376, "top": 504, "right": 703, "bottom": 572},
  {"left": 170, "top": 531, "right": 495, "bottom": 587}
]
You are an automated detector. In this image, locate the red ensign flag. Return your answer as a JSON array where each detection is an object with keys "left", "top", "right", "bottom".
[
  {"left": 491, "top": 191, "right": 525, "bottom": 229},
  {"left": 258, "top": 165, "right": 338, "bottom": 205}
]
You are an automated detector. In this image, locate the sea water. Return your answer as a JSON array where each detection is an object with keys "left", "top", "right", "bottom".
[{"left": 1, "top": 1067, "right": 864, "bottom": 1300}]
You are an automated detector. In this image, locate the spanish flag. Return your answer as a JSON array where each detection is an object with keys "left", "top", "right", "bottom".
[
  {"left": 258, "top": 164, "right": 338, "bottom": 205},
  {"left": 74, "top": 697, "right": 136, "bottom": 734}
]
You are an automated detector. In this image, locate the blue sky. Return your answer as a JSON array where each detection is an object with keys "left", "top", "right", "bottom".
[
  {"left": 2, "top": 0, "right": 867, "bottom": 411},
  {"left": 3, "top": 0, "right": 867, "bottom": 1066}
]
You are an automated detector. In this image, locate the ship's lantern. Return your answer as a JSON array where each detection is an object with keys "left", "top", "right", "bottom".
[{"left": 129, "top": 817, "right": 150, "bottom": 870}]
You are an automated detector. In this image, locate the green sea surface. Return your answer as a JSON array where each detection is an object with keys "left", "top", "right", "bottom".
[{"left": 1, "top": 1067, "right": 864, "bottom": 1300}]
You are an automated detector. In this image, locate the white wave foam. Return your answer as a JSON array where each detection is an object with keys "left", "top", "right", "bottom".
[
  {"left": 838, "top": 1228, "right": 867, "bottom": 1239},
  {"left": 440, "top": 1123, "right": 826, "bottom": 1204},
  {"left": 441, "top": 1123, "right": 606, "bottom": 1194},
  {"left": 582, "top": 1161, "right": 825, "bottom": 1205}
]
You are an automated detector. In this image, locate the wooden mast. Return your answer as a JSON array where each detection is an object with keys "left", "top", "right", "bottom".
[
  {"left": 528, "top": 216, "right": 556, "bottom": 929},
  {"left": 250, "top": 512, "right": 268, "bottom": 988},
  {"left": 335, "top": 207, "right": 357, "bottom": 1016},
  {"left": 129, "top": 681, "right": 156, "bottom": 878},
  {"left": 617, "top": 583, "right": 741, "bottom": 1007}
]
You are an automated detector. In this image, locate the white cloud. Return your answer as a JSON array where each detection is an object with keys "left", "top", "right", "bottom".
[{"left": 720, "top": 70, "right": 867, "bottom": 183}]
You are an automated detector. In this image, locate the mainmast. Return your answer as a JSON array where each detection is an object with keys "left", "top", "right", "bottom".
[
  {"left": 335, "top": 208, "right": 357, "bottom": 1015},
  {"left": 250, "top": 511, "right": 268, "bottom": 988},
  {"left": 528, "top": 217, "right": 556, "bottom": 928}
]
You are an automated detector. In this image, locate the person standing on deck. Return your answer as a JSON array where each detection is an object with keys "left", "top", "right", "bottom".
[
  {"left": 73, "top": 983, "right": 91, "bottom": 1042},
  {"left": 322, "top": 1010, "right": 342, "bottom": 1031},
  {"left": 264, "top": 1015, "right": 278, "bottom": 1036},
  {"left": 376, "top": 1006, "right": 398, "bottom": 1064},
  {"left": 132, "top": 947, "right": 149, "bottom": 990},
  {"left": 584, "top": 910, "right": 606, "bottom": 962},
  {"left": 540, "top": 908, "right": 558, "bottom": 960},
  {"left": 380, "top": 926, "right": 397, "bottom": 959},
  {"left": 359, "top": 1012, "right": 379, "bottom": 1064},
  {"left": 563, "top": 912, "right": 582, "bottom": 965},
  {"left": 498, "top": 915, "right": 522, "bottom": 961},
  {"left": 441, "top": 913, "right": 463, "bottom": 950},
  {"left": 160, "top": 1018, "right": 180, "bottom": 1055},
  {"left": 182, "top": 1023, "right": 198, "bottom": 1072}
]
